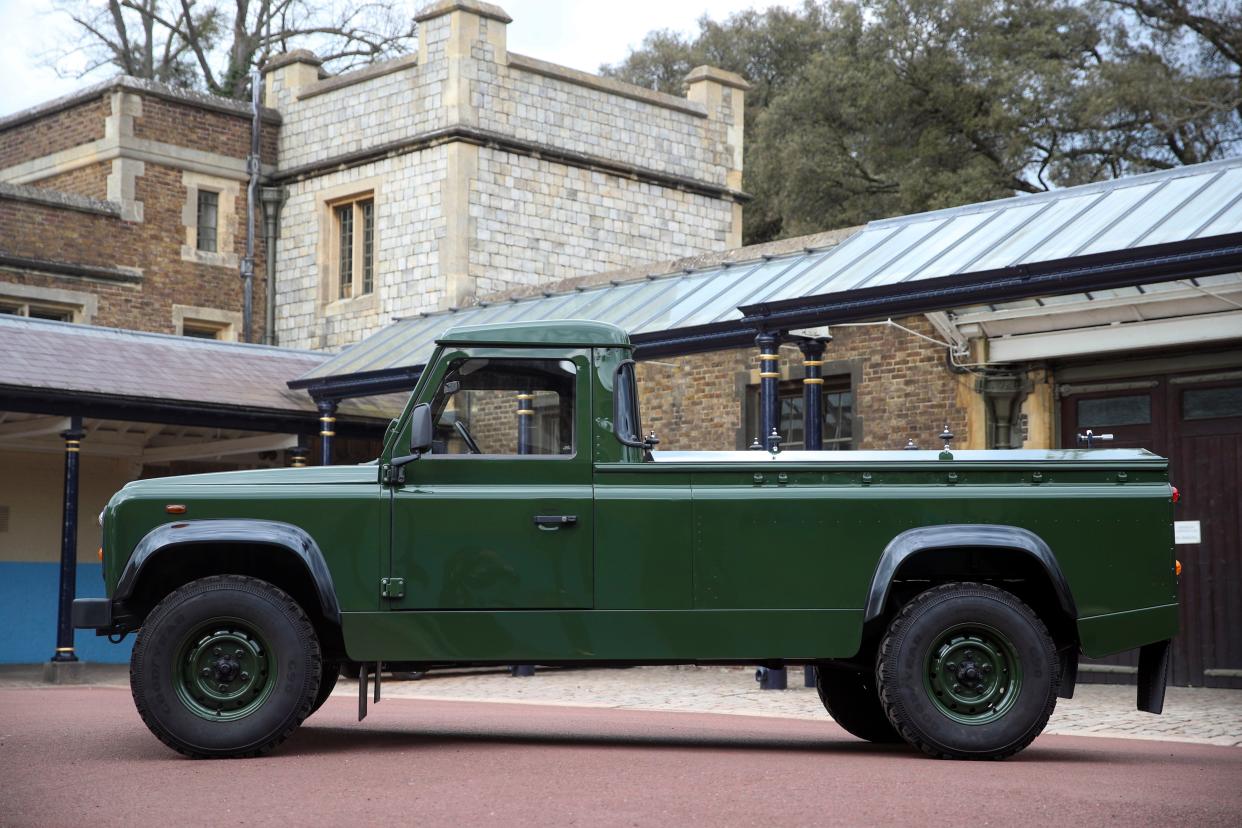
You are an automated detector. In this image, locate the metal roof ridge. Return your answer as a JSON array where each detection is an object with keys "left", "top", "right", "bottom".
[
  {"left": 867, "top": 155, "right": 1242, "bottom": 230},
  {"left": 0, "top": 315, "right": 330, "bottom": 359}
]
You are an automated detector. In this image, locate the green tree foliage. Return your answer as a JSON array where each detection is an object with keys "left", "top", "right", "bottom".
[{"left": 602, "top": 0, "right": 1242, "bottom": 242}]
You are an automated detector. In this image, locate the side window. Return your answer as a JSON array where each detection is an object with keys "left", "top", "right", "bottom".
[{"left": 428, "top": 357, "right": 577, "bottom": 457}]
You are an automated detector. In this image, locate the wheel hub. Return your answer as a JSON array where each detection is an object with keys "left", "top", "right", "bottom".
[
  {"left": 175, "top": 622, "right": 275, "bottom": 722},
  {"left": 925, "top": 624, "right": 1022, "bottom": 725}
]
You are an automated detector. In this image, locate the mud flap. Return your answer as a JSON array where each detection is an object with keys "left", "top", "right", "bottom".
[
  {"left": 1058, "top": 647, "right": 1078, "bottom": 700},
  {"left": 1137, "top": 640, "right": 1171, "bottom": 714},
  {"left": 357, "top": 662, "right": 382, "bottom": 721}
]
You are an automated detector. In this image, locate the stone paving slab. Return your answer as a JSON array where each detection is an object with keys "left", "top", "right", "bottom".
[
  {"left": 346, "top": 665, "right": 1242, "bottom": 748},
  {"left": 5, "top": 663, "right": 1239, "bottom": 747}
]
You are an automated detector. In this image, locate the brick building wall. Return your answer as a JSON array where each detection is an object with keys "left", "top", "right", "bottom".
[
  {"left": 0, "top": 98, "right": 109, "bottom": 169},
  {"left": 634, "top": 317, "right": 972, "bottom": 453},
  {"left": 0, "top": 81, "right": 275, "bottom": 341}
]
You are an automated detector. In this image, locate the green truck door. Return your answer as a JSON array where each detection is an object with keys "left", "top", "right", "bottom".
[{"left": 389, "top": 351, "right": 594, "bottom": 609}]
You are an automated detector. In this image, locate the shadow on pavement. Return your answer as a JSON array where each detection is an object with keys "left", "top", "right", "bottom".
[{"left": 283, "top": 722, "right": 1106, "bottom": 763}]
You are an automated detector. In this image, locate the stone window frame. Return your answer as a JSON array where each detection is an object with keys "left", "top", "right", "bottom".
[
  {"left": 173, "top": 304, "right": 243, "bottom": 342},
  {"left": 0, "top": 282, "right": 97, "bottom": 324},
  {"left": 316, "top": 177, "right": 382, "bottom": 315},
  {"left": 181, "top": 172, "right": 240, "bottom": 268}
]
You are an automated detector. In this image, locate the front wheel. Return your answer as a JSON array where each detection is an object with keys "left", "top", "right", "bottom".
[
  {"left": 877, "top": 582, "right": 1059, "bottom": 760},
  {"left": 130, "top": 575, "right": 322, "bottom": 758}
]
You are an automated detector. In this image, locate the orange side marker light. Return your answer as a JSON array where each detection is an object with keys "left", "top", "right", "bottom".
[
  {"left": 1175, "top": 560, "right": 1182, "bottom": 577},
  {"left": 165, "top": 504, "right": 187, "bottom": 514},
  {"left": 97, "top": 546, "right": 103, "bottom": 562}
]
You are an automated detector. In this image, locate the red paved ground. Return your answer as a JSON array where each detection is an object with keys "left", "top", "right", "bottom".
[{"left": 3, "top": 687, "right": 1240, "bottom": 826}]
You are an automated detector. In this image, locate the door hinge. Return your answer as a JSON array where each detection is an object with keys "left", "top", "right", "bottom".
[{"left": 380, "top": 577, "right": 405, "bottom": 599}]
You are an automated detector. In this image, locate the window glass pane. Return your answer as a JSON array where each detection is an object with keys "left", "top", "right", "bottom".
[
  {"left": 337, "top": 204, "right": 353, "bottom": 298},
  {"left": 746, "top": 378, "right": 854, "bottom": 451},
  {"left": 27, "top": 307, "right": 73, "bottom": 322},
  {"left": 197, "top": 190, "right": 218, "bottom": 253},
  {"left": 1183, "top": 386, "right": 1242, "bottom": 421},
  {"left": 1077, "top": 395, "right": 1151, "bottom": 427},
  {"left": 429, "top": 358, "right": 577, "bottom": 456},
  {"left": 182, "top": 325, "right": 219, "bottom": 339},
  {"left": 361, "top": 200, "right": 374, "bottom": 294},
  {"left": 824, "top": 390, "right": 853, "bottom": 448}
]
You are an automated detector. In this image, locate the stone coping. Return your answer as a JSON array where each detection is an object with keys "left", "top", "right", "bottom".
[
  {"left": 508, "top": 53, "right": 707, "bottom": 118},
  {"left": 685, "top": 65, "right": 751, "bottom": 91},
  {"left": 0, "top": 75, "right": 281, "bottom": 132},
  {"left": 0, "top": 182, "right": 120, "bottom": 217},
  {"left": 414, "top": 0, "right": 513, "bottom": 24},
  {"left": 296, "top": 54, "right": 420, "bottom": 101}
]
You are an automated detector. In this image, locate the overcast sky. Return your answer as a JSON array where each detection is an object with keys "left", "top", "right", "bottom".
[{"left": 0, "top": 0, "right": 791, "bottom": 116}]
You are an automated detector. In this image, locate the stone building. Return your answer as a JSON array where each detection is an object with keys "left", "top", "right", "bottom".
[{"left": 263, "top": 0, "right": 747, "bottom": 351}]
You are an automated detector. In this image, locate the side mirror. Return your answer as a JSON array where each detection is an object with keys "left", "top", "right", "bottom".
[
  {"left": 409, "top": 403, "right": 433, "bottom": 453},
  {"left": 389, "top": 403, "right": 434, "bottom": 480}
]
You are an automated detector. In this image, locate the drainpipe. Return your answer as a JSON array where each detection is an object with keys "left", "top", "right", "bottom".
[
  {"left": 260, "top": 186, "right": 286, "bottom": 345},
  {"left": 240, "top": 68, "right": 261, "bottom": 343}
]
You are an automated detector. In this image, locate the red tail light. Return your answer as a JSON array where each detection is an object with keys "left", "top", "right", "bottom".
[{"left": 1171, "top": 486, "right": 1180, "bottom": 503}]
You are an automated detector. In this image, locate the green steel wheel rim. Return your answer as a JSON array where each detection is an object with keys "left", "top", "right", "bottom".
[
  {"left": 923, "top": 622, "right": 1022, "bottom": 726},
  {"left": 174, "top": 617, "right": 277, "bottom": 722}
]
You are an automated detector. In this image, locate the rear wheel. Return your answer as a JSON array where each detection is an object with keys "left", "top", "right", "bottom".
[
  {"left": 877, "top": 582, "right": 1058, "bottom": 760},
  {"left": 815, "top": 665, "right": 902, "bottom": 743},
  {"left": 130, "top": 575, "right": 321, "bottom": 758}
]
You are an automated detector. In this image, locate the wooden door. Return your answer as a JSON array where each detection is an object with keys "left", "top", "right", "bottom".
[{"left": 1061, "top": 373, "right": 1242, "bottom": 687}]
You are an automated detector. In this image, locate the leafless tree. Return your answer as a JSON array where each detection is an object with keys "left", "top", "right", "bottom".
[{"left": 47, "top": 0, "right": 417, "bottom": 99}]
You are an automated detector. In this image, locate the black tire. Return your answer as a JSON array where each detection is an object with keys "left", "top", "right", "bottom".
[
  {"left": 310, "top": 662, "right": 341, "bottom": 715},
  {"left": 815, "top": 665, "right": 903, "bottom": 743},
  {"left": 130, "top": 575, "right": 322, "bottom": 758},
  {"left": 877, "top": 582, "right": 1059, "bottom": 760}
]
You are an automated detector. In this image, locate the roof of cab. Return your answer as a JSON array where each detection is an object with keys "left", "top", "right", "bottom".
[{"left": 436, "top": 319, "right": 631, "bottom": 349}]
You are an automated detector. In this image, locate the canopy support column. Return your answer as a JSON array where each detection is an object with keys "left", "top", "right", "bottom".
[
  {"left": 46, "top": 417, "right": 84, "bottom": 683},
  {"left": 318, "top": 399, "right": 338, "bottom": 465}
]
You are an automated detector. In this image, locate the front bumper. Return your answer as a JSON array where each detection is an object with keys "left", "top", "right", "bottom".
[{"left": 71, "top": 598, "right": 112, "bottom": 630}]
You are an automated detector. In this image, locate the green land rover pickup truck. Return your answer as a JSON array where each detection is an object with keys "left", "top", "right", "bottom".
[{"left": 74, "top": 320, "right": 1179, "bottom": 760}]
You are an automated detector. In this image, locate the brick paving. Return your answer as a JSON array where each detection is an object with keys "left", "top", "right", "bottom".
[{"left": 6, "top": 663, "right": 1239, "bottom": 747}]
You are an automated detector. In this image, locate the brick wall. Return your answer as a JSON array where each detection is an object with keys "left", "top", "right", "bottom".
[
  {"left": 636, "top": 315, "right": 971, "bottom": 452},
  {"left": 0, "top": 86, "right": 271, "bottom": 341},
  {"left": 0, "top": 97, "right": 109, "bottom": 168},
  {"left": 132, "top": 97, "right": 279, "bottom": 161},
  {"left": 29, "top": 163, "right": 110, "bottom": 200}
]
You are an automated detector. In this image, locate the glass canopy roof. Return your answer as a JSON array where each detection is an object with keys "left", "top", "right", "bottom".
[{"left": 299, "top": 156, "right": 1242, "bottom": 384}]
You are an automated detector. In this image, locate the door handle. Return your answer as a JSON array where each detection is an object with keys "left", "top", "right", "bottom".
[{"left": 534, "top": 515, "right": 577, "bottom": 528}]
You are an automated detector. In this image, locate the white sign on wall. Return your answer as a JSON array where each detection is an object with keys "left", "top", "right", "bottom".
[{"left": 1174, "top": 521, "right": 1202, "bottom": 544}]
